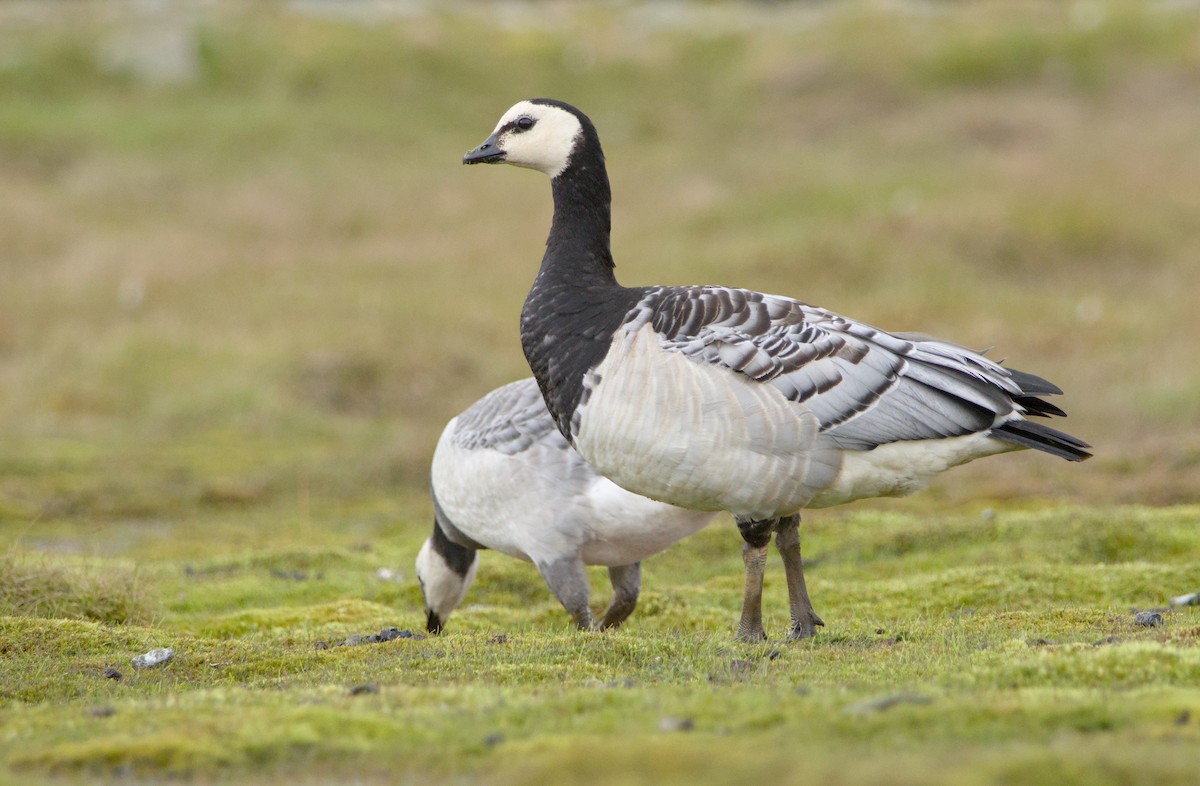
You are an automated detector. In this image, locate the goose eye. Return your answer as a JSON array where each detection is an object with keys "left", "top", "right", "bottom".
[{"left": 516, "top": 116, "right": 535, "bottom": 131}]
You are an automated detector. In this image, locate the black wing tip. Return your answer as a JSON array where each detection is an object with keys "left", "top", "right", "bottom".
[
  {"left": 991, "top": 419, "right": 1093, "bottom": 462},
  {"left": 1014, "top": 395, "right": 1068, "bottom": 419},
  {"left": 1006, "top": 367, "right": 1065, "bottom": 397},
  {"left": 1005, "top": 367, "right": 1074, "bottom": 420}
]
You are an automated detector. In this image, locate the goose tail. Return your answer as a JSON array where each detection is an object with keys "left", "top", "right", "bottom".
[{"left": 990, "top": 419, "right": 1092, "bottom": 462}]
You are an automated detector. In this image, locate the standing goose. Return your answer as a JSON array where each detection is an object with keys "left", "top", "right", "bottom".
[
  {"left": 419, "top": 377, "right": 715, "bottom": 634},
  {"left": 462, "top": 99, "right": 1091, "bottom": 642}
]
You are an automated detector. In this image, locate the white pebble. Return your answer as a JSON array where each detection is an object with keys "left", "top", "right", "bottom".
[
  {"left": 131, "top": 648, "right": 175, "bottom": 670},
  {"left": 375, "top": 567, "right": 404, "bottom": 583}
]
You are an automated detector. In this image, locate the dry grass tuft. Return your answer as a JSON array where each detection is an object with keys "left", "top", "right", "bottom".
[{"left": 0, "top": 552, "right": 154, "bottom": 625}]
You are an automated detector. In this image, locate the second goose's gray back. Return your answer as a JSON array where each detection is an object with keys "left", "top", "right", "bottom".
[{"left": 451, "top": 377, "right": 569, "bottom": 455}]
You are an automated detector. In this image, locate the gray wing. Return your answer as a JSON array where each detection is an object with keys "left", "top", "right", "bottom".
[
  {"left": 451, "top": 378, "right": 570, "bottom": 455},
  {"left": 640, "top": 285, "right": 1078, "bottom": 453}
]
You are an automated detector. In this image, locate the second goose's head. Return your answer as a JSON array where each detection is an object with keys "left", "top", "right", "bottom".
[
  {"left": 463, "top": 99, "right": 596, "bottom": 179},
  {"left": 415, "top": 534, "right": 478, "bottom": 634}
]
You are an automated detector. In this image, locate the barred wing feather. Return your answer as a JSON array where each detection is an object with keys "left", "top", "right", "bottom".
[
  {"left": 451, "top": 378, "right": 568, "bottom": 455},
  {"left": 644, "top": 286, "right": 1079, "bottom": 454}
]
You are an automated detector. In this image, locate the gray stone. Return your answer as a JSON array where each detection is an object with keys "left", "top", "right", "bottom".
[
  {"left": 1133, "top": 611, "right": 1163, "bottom": 628},
  {"left": 130, "top": 648, "right": 174, "bottom": 670}
]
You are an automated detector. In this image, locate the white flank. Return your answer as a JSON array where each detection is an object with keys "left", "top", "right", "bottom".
[
  {"left": 576, "top": 477, "right": 715, "bottom": 566},
  {"left": 573, "top": 324, "right": 840, "bottom": 519},
  {"left": 574, "top": 324, "right": 1023, "bottom": 519},
  {"left": 429, "top": 414, "right": 713, "bottom": 568},
  {"left": 806, "top": 432, "right": 1018, "bottom": 508}
]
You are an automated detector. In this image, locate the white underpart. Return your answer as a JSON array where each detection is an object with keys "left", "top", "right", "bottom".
[
  {"left": 491, "top": 100, "right": 582, "bottom": 179},
  {"left": 573, "top": 324, "right": 1020, "bottom": 519},
  {"left": 807, "top": 432, "right": 1017, "bottom": 508},
  {"left": 415, "top": 536, "right": 477, "bottom": 620},
  {"left": 429, "top": 415, "right": 714, "bottom": 569}
]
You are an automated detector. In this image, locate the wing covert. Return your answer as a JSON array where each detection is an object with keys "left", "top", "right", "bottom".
[
  {"left": 451, "top": 378, "right": 568, "bottom": 455},
  {"left": 639, "top": 285, "right": 1037, "bottom": 450}
]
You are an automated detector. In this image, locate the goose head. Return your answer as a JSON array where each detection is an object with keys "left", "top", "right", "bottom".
[
  {"left": 462, "top": 99, "right": 590, "bottom": 179},
  {"left": 415, "top": 536, "right": 478, "bottom": 634}
]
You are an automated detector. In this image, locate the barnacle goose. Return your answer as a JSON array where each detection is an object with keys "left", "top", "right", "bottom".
[
  {"left": 463, "top": 99, "right": 1091, "bottom": 642},
  {"left": 418, "top": 377, "right": 715, "bottom": 633}
]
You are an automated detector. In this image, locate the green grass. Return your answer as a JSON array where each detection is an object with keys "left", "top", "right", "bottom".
[
  {"left": 3, "top": 1, "right": 1200, "bottom": 783},
  {"left": 0, "top": 553, "right": 151, "bottom": 625},
  {"left": 3, "top": 506, "right": 1200, "bottom": 784}
]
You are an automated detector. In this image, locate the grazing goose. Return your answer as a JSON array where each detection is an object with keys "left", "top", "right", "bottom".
[
  {"left": 418, "top": 377, "right": 715, "bottom": 633},
  {"left": 462, "top": 99, "right": 1091, "bottom": 642}
]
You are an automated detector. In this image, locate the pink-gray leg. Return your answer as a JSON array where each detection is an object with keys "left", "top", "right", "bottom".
[
  {"left": 775, "top": 514, "right": 824, "bottom": 641},
  {"left": 599, "top": 562, "right": 641, "bottom": 629}
]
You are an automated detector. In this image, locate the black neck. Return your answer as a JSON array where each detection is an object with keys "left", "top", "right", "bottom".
[
  {"left": 519, "top": 133, "right": 644, "bottom": 440},
  {"left": 541, "top": 147, "right": 617, "bottom": 284}
]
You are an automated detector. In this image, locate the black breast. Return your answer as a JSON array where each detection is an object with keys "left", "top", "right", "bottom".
[{"left": 521, "top": 278, "right": 646, "bottom": 441}]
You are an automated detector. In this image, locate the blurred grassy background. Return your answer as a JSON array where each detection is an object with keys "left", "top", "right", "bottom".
[
  {"left": 4, "top": 3, "right": 1200, "bottom": 783},
  {"left": 2, "top": 0, "right": 1199, "bottom": 564}
]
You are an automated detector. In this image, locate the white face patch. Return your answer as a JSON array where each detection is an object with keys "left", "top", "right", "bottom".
[
  {"left": 415, "top": 538, "right": 477, "bottom": 620},
  {"left": 490, "top": 100, "right": 583, "bottom": 179}
]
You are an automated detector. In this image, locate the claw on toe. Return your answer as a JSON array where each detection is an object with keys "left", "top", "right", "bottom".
[{"left": 786, "top": 614, "right": 825, "bottom": 642}]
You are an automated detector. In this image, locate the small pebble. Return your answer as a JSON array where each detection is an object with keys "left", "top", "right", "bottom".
[
  {"left": 845, "top": 694, "right": 932, "bottom": 715},
  {"left": 103, "top": 667, "right": 123, "bottom": 681},
  {"left": 376, "top": 627, "right": 421, "bottom": 642},
  {"left": 658, "top": 716, "right": 695, "bottom": 732},
  {"left": 1134, "top": 611, "right": 1163, "bottom": 628},
  {"left": 131, "top": 648, "right": 174, "bottom": 670},
  {"left": 375, "top": 567, "right": 403, "bottom": 583},
  {"left": 337, "top": 627, "right": 425, "bottom": 647}
]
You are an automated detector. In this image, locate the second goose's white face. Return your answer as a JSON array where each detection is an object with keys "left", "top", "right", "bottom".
[
  {"left": 415, "top": 537, "right": 478, "bottom": 634},
  {"left": 463, "top": 100, "right": 583, "bottom": 179}
]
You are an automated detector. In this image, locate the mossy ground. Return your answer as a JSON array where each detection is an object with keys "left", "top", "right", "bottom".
[
  {"left": 4, "top": 506, "right": 1200, "bottom": 784},
  {"left": 3, "top": 2, "right": 1199, "bottom": 784}
]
